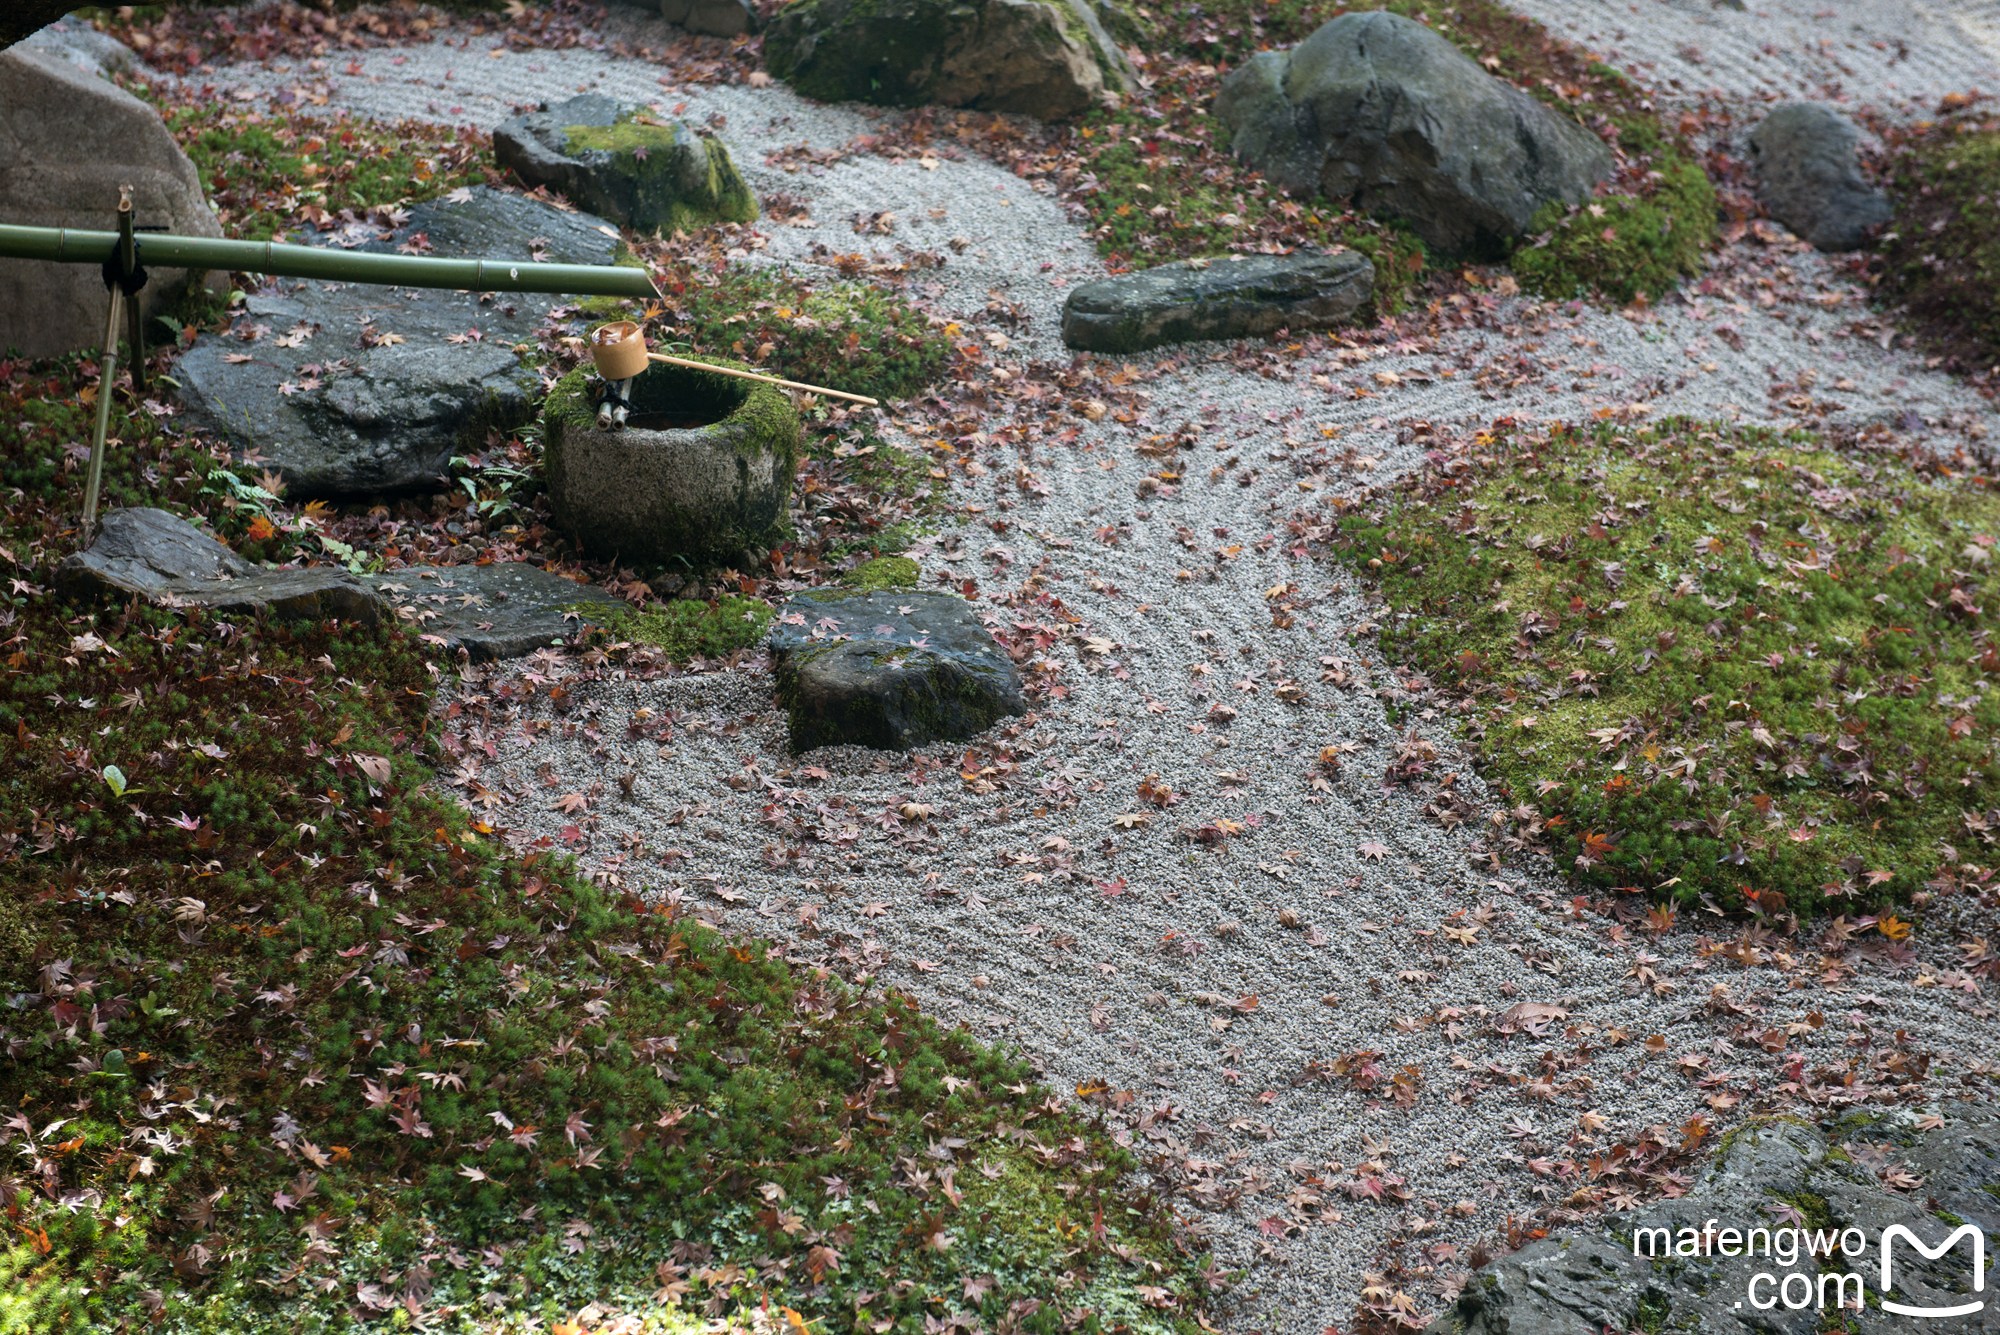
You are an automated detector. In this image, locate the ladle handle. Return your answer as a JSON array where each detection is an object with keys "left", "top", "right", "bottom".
[{"left": 645, "top": 351, "right": 880, "bottom": 406}]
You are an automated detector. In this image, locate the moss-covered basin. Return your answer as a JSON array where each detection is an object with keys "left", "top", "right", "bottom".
[
  {"left": 542, "top": 355, "right": 800, "bottom": 565},
  {"left": 769, "top": 589, "right": 1026, "bottom": 753}
]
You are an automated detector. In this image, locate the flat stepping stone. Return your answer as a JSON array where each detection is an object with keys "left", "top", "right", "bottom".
[
  {"left": 50, "top": 510, "right": 624, "bottom": 656},
  {"left": 768, "top": 589, "right": 1025, "bottom": 753},
  {"left": 1060, "top": 251, "right": 1373, "bottom": 355},
  {"left": 54, "top": 507, "right": 388, "bottom": 625},
  {"left": 173, "top": 187, "right": 622, "bottom": 498},
  {"left": 363, "top": 562, "right": 630, "bottom": 661}
]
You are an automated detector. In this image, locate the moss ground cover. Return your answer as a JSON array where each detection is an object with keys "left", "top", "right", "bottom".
[
  {"left": 1513, "top": 141, "right": 1717, "bottom": 304},
  {"left": 1871, "top": 96, "right": 2000, "bottom": 385},
  {"left": 0, "top": 331, "right": 1197, "bottom": 1335},
  {"left": 603, "top": 593, "right": 774, "bottom": 658},
  {"left": 1333, "top": 417, "right": 2000, "bottom": 912},
  {"left": 125, "top": 77, "right": 494, "bottom": 244},
  {"left": 648, "top": 259, "right": 950, "bottom": 406}
]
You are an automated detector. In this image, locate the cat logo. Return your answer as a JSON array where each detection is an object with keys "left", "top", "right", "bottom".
[{"left": 1880, "top": 1224, "right": 1986, "bottom": 1319}]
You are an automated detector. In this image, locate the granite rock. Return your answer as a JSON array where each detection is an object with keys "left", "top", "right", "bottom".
[
  {"left": 364, "top": 562, "right": 632, "bottom": 661},
  {"left": 1425, "top": 1105, "right": 2000, "bottom": 1334},
  {"left": 769, "top": 589, "right": 1026, "bottom": 753},
  {"left": 174, "top": 187, "right": 619, "bottom": 498},
  {"left": 0, "top": 43, "right": 224, "bottom": 360},
  {"left": 492, "top": 95, "right": 755, "bottom": 232},
  {"left": 1212, "top": 10, "right": 1612, "bottom": 257},
  {"left": 1061, "top": 251, "right": 1372, "bottom": 353},
  {"left": 763, "top": 0, "right": 1131, "bottom": 119},
  {"left": 1748, "top": 103, "right": 1893, "bottom": 251},
  {"left": 54, "top": 507, "right": 252, "bottom": 604}
]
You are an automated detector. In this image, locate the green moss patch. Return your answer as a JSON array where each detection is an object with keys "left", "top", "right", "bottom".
[
  {"left": 646, "top": 263, "right": 950, "bottom": 405},
  {"left": 1334, "top": 416, "right": 2000, "bottom": 912},
  {"left": 1514, "top": 147, "right": 1717, "bottom": 303},
  {"left": 846, "top": 555, "right": 920, "bottom": 589},
  {"left": 604, "top": 594, "right": 774, "bottom": 659},
  {"left": 1873, "top": 102, "right": 2000, "bottom": 376},
  {"left": 0, "top": 591, "right": 1202, "bottom": 1330}
]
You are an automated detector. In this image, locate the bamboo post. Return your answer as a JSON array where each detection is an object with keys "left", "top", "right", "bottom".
[
  {"left": 80, "top": 191, "right": 135, "bottom": 545},
  {"left": 120, "top": 200, "right": 146, "bottom": 393}
]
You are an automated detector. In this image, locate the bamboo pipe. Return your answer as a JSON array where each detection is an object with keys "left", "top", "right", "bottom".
[
  {"left": 644, "top": 350, "right": 879, "bottom": 406},
  {"left": 0, "top": 222, "right": 659, "bottom": 298}
]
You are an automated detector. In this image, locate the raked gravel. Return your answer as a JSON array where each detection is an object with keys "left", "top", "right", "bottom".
[{"left": 105, "top": 4, "right": 2000, "bottom": 1327}]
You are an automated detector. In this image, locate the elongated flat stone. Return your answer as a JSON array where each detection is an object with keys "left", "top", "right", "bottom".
[
  {"left": 363, "top": 562, "right": 630, "bottom": 661},
  {"left": 1061, "top": 251, "right": 1372, "bottom": 354}
]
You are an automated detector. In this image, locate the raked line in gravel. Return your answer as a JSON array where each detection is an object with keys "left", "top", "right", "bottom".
[{"left": 165, "top": 5, "right": 2000, "bottom": 1329}]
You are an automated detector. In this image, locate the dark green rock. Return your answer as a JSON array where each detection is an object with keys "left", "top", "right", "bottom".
[
  {"left": 492, "top": 95, "right": 755, "bottom": 233},
  {"left": 763, "top": 0, "right": 1126, "bottom": 119},
  {"left": 541, "top": 356, "right": 801, "bottom": 566},
  {"left": 1061, "top": 251, "right": 1372, "bottom": 354},
  {"left": 1748, "top": 103, "right": 1892, "bottom": 252},
  {"left": 363, "top": 562, "right": 630, "bottom": 661},
  {"left": 154, "top": 568, "right": 390, "bottom": 626},
  {"left": 769, "top": 589, "right": 1025, "bottom": 753},
  {"left": 1212, "top": 11, "right": 1612, "bottom": 258}
]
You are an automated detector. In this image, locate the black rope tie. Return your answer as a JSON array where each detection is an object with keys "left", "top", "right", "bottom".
[{"left": 101, "top": 242, "right": 148, "bottom": 298}]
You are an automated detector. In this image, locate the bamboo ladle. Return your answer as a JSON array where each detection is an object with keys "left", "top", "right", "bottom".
[{"left": 589, "top": 320, "right": 879, "bottom": 430}]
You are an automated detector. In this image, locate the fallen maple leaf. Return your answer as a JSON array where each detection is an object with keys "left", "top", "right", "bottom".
[
  {"left": 1357, "top": 840, "right": 1388, "bottom": 862},
  {"left": 1492, "top": 1002, "right": 1568, "bottom": 1036}
]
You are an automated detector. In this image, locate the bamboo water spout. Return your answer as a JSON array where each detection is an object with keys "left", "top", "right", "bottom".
[
  {"left": 586, "top": 320, "right": 877, "bottom": 431},
  {"left": 0, "top": 222, "right": 661, "bottom": 298}
]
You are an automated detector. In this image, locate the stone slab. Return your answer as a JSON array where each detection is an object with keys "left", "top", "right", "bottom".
[{"left": 364, "top": 561, "right": 631, "bottom": 661}]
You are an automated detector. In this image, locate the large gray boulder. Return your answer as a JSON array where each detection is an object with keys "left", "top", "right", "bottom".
[
  {"left": 1212, "top": 11, "right": 1612, "bottom": 258},
  {"left": 1425, "top": 1104, "right": 2000, "bottom": 1334},
  {"left": 364, "top": 563, "right": 631, "bottom": 660},
  {"left": 493, "top": 96, "right": 755, "bottom": 233},
  {"left": 763, "top": 0, "right": 1134, "bottom": 119},
  {"left": 17, "top": 19, "right": 140, "bottom": 80},
  {"left": 175, "top": 187, "right": 620, "bottom": 498},
  {"left": 1748, "top": 103, "right": 1892, "bottom": 251},
  {"left": 1061, "top": 251, "right": 1372, "bottom": 353},
  {"left": 659, "top": 0, "right": 761, "bottom": 38},
  {"left": 55, "top": 507, "right": 388, "bottom": 625},
  {"left": 542, "top": 356, "right": 801, "bottom": 566},
  {"left": 0, "top": 44, "right": 225, "bottom": 360},
  {"left": 769, "top": 590, "right": 1026, "bottom": 753}
]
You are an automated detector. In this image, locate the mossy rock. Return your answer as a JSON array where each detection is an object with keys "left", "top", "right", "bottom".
[
  {"left": 542, "top": 355, "right": 801, "bottom": 566},
  {"left": 492, "top": 94, "right": 754, "bottom": 233},
  {"left": 846, "top": 555, "right": 920, "bottom": 590},
  {"left": 763, "top": 0, "right": 1124, "bottom": 119},
  {"left": 768, "top": 589, "right": 1026, "bottom": 753}
]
